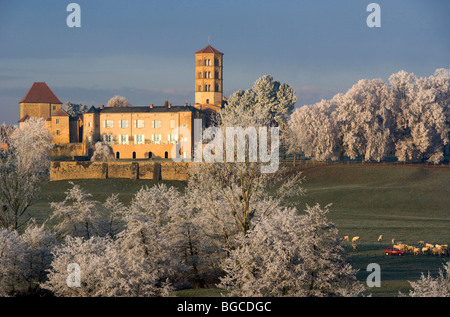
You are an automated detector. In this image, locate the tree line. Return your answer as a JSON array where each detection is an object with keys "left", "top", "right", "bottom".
[{"left": 288, "top": 69, "right": 450, "bottom": 164}]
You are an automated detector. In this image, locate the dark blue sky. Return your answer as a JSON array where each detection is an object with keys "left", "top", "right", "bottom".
[{"left": 1, "top": 0, "right": 449, "bottom": 124}]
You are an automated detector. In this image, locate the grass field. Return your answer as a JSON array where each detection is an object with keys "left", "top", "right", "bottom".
[{"left": 27, "top": 163, "right": 450, "bottom": 297}]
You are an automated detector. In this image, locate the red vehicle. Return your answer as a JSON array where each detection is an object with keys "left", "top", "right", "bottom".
[{"left": 385, "top": 247, "right": 405, "bottom": 256}]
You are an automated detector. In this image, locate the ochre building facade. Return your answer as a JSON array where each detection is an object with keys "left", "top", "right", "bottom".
[{"left": 18, "top": 45, "right": 225, "bottom": 159}]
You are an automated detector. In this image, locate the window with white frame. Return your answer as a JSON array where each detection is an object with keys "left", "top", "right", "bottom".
[
  {"left": 135, "top": 135, "right": 145, "bottom": 144},
  {"left": 104, "top": 120, "right": 114, "bottom": 128},
  {"left": 170, "top": 120, "right": 175, "bottom": 129},
  {"left": 152, "top": 134, "right": 161, "bottom": 144},
  {"left": 134, "top": 119, "right": 145, "bottom": 128},
  {"left": 120, "top": 135, "right": 129, "bottom": 144},
  {"left": 152, "top": 120, "right": 161, "bottom": 128},
  {"left": 103, "top": 134, "right": 113, "bottom": 144},
  {"left": 169, "top": 134, "right": 178, "bottom": 143},
  {"left": 120, "top": 120, "right": 128, "bottom": 128}
]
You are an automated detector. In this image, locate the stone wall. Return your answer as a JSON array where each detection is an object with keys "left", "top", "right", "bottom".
[
  {"left": 107, "top": 162, "right": 139, "bottom": 179},
  {"left": 50, "top": 143, "right": 86, "bottom": 158},
  {"left": 160, "top": 161, "right": 193, "bottom": 181},
  {"left": 50, "top": 161, "right": 107, "bottom": 181},
  {"left": 50, "top": 161, "right": 194, "bottom": 181}
]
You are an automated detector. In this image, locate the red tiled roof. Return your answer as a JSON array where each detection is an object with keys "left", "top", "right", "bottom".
[
  {"left": 19, "top": 82, "right": 62, "bottom": 104},
  {"left": 195, "top": 45, "right": 223, "bottom": 55}
]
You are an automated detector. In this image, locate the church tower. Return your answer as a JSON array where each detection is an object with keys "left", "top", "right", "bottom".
[{"left": 194, "top": 45, "right": 224, "bottom": 112}]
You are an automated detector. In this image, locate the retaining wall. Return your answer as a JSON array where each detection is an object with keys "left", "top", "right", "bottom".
[{"left": 50, "top": 161, "right": 194, "bottom": 181}]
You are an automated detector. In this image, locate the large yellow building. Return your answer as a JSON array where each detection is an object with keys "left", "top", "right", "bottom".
[{"left": 18, "top": 45, "right": 225, "bottom": 159}]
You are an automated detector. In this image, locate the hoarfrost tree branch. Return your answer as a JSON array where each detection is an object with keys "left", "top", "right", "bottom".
[
  {"left": 44, "top": 184, "right": 188, "bottom": 296},
  {"left": 288, "top": 99, "right": 340, "bottom": 161},
  {"left": 405, "top": 261, "right": 450, "bottom": 297},
  {"left": 335, "top": 79, "right": 394, "bottom": 162},
  {"left": 20, "top": 219, "right": 56, "bottom": 294},
  {"left": 90, "top": 141, "right": 114, "bottom": 162},
  {"left": 50, "top": 182, "right": 102, "bottom": 239},
  {"left": 218, "top": 204, "right": 365, "bottom": 297},
  {"left": 0, "top": 118, "right": 53, "bottom": 230},
  {"left": 287, "top": 69, "right": 449, "bottom": 164},
  {"left": 106, "top": 95, "right": 131, "bottom": 108},
  {"left": 390, "top": 70, "right": 449, "bottom": 164},
  {"left": 224, "top": 75, "right": 297, "bottom": 130},
  {"left": 63, "top": 102, "right": 88, "bottom": 117},
  {"left": 0, "top": 229, "right": 27, "bottom": 295},
  {"left": 187, "top": 80, "right": 303, "bottom": 254}
]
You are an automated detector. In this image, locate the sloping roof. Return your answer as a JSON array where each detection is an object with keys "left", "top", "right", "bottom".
[
  {"left": 18, "top": 115, "right": 30, "bottom": 123},
  {"left": 195, "top": 45, "right": 223, "bottom": 55},
  {"left": 19, "top": 82, "right": 62, "bottom": 104},
  {"left": 52, "top": 108, "right": 69, "bottom": 117}
]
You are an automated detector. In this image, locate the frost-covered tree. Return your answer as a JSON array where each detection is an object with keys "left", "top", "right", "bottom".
[
  {"left": 288, "top": 99, "right": 340, "bottom": 161},
  {"left": 115, "top": 184, "right": 190, "bottom": 289},
  {"left": 405, "top": 261, "right": 450, "bottom": 297},
  {"left": 43, "top": 234, "right": 173, "bottom": 297},
  {"left": 106, "top": 95, "right": 131, "bottom": 108},
  {"left": 287, "top": 68, "right": 449, "bottom": 164},
  {"left": 0, "top": 118, "right": 53, "bottom": 230},
  {"left": 336, "top": 79, "right": 394, "bottom": 162},
  {"left": 42, "top": 236, "right": 119, "bottom": 297},
  {"left": 0, "top": 123, "right": 15, "bottom": 148},
  {"left": 50, "top": 182, "right": 101, "bottom": 239},
  {"left": 90, "top": 141, "right": 114, "bottom": 162},
  {"left": 63, "top": 102, "right": 88, "bottom": 117},
  {"left": 187, "top": 89, "right": 304, "bottom": 254},
  {"left": 218, "top": 204, "right": 365, "bottom": 297},
  {"left": 20, "top": 220, "right": 56, "bottom": 294},
  {"left": 99, "top": 193, "right": 126, "bottom": 238},
  {"left": 9, "top": 117, "right": 53, "bottom": 176},
  {"left": 0, "top": 229, "right": 27, "bottom": 295},
  {"left": 224, "top": 75, "right": 296, "bottom": 129},
  {"left": 389, "top": 70, "right": 449, "bottom": 164}
]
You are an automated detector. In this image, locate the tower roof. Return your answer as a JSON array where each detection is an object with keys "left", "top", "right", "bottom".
[
  {"left": 195, "top": 45, "right": 223, "bottom": 55},
  {"left": 19, "top": 82, "right": 62, "bottom": 104}
]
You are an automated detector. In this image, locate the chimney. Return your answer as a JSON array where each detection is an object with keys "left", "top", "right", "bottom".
[
  {"left": 184, "top": 103, "right": 187, "bottom": 107},
  {"left": 168, "top": 103, "right": 171, "bottom": 108},
  {"left": 100, "top": 105, "right": 104, "bottom": 109},
  {"left": 150, "top": 104, "right": 153, "bottom": 108}
]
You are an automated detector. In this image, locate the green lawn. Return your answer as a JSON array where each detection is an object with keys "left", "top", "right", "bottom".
[{"left": 27, "top": 163, "right": 450, "bottom": 297}]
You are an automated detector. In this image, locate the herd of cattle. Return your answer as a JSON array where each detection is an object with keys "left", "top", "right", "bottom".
[{"left": 343, "top": 235, "right": 449, "bottom": 256}]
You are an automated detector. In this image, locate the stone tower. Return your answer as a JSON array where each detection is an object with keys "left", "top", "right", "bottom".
[{"left": 194, "top": 45, "right": 223, "bottom": 112}]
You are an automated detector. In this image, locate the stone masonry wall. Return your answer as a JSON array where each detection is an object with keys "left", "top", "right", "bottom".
[{"left": 50, "top": 161, "right": 194, "bottom": 181}]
